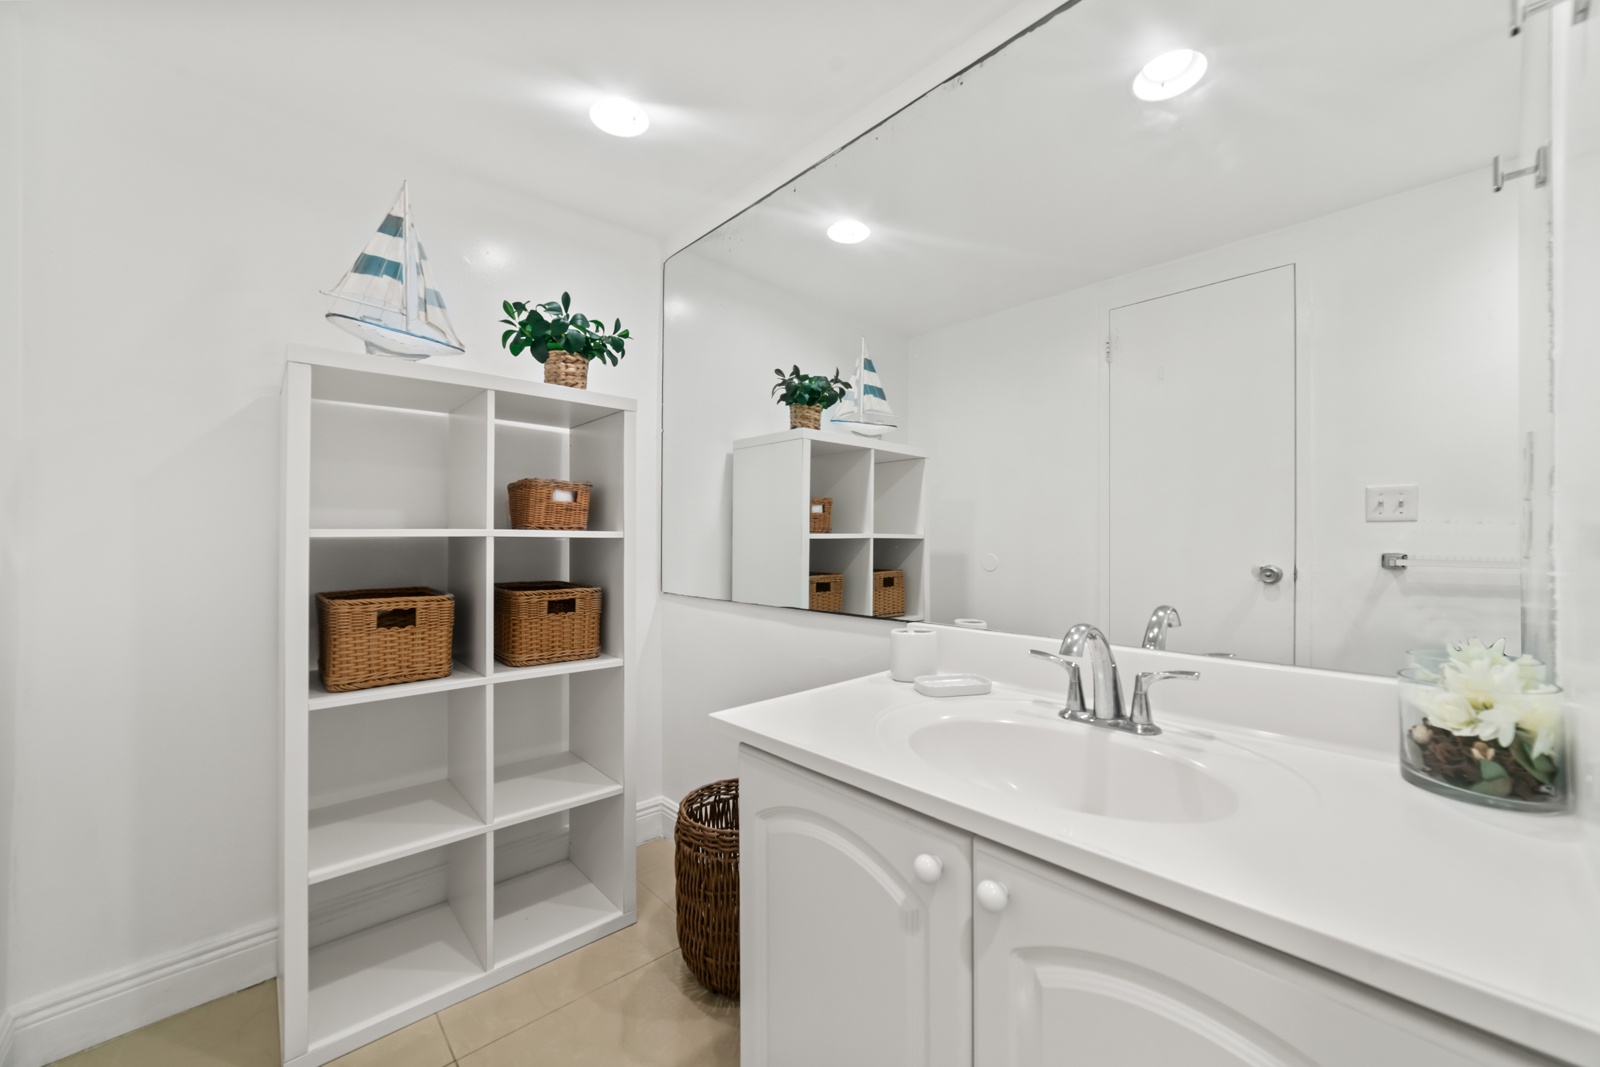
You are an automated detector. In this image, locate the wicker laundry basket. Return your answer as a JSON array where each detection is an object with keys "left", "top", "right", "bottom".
[
  {"left": 873, "top": 569, "right": 906, "bottom": 617},
  {"left": 494, "top": 582, "right": 602, "bottom": 666},
  {"left": 676, "top": 779, "right": 740, "bottom": 997},
  {"left": 508, "top": 479, "right": 591, "bottom": 530},
  {"left": 810, "top": 497, "right": 833, "bottom": 534},
  {"left": 316, "top": 587, "right": 455, "bottom": 692},
  {"left": 809, "top": 573, "right": 844, "bottom": 612}
]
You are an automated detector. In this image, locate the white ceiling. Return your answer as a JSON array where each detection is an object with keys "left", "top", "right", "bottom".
[
  {"left": 59, "top": 0, "right": 1038, "bottom": 242},
  {"left": 678, "top": 0, "right": 1524, "bottom": 334}
]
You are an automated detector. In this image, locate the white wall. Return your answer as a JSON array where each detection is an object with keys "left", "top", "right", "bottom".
[
  {"left": 5, "top": 8, "right": 664, "bottom": 1063},
  {"left": 906, "top": 170, "right": 1521, "bottom": 675},
  {"left": 661, "top": 249, "right": 909, "bottom": 600},
  {"left": 1, "top": 6, "right": 23, "bottom": 1056},
  {"left": 654, "top": 594, "right": 897, "bottom": 805}
]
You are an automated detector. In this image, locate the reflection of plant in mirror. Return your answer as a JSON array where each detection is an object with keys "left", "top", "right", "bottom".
[
  {"left": 499, "top": 292, "right": 630, "bottom": 365},
  {"left": 772, "top": 365, "right": 851, "bottom": 409}
]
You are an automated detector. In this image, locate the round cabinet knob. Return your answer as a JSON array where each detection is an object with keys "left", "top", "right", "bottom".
[
  {"left": 1255, "top": 564, "right": 1284, "bottom": 585},
  {"left": 976, "top": 879, "right": 1010, "bottom": 913},
  {"left": 913, "top": 854, "right": 944, "bottom": 884}
]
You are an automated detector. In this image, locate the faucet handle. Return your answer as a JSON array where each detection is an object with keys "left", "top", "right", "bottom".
[
  {"left": 1029, "top": 649, "right": 1090, "bottom": 721},
  {"left": 1127, "top": 670, "right": 1200, "bottom": 734}
]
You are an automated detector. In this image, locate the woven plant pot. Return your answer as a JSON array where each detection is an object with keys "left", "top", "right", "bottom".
[
  {"left": 676, "top": 779, "right": 740, "bottom": 997},
  {"left": 543, "top": 349, "right": 589, "bottom": 389},
  {"left": 789, "top": 404, "right": 822, "bottom": 430}
]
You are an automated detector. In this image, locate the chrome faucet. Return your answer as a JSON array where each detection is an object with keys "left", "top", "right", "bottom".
[
  {"left": 1141, "top": 605, "right": 1181, "bottom": 650},
  {"left": 1030, "top": 622, "right": 1199, "bottom": 736}
]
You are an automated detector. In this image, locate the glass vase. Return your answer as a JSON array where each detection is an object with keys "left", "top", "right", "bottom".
[{"left": 1397, "top": 668, "right": 1566, "bottom": 812}]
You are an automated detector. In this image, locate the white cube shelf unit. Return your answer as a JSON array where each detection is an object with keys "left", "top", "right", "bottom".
[
  {"left": 732, "top": 429, "right": 929, "bottom": 620},
  {"left": 281, "top": 345, "right": 635, "bottom": 1066}
]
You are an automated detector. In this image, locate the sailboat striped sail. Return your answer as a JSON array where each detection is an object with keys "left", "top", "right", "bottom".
[
  {"left": 828, "top": 338, "right": 897, "bottom": 437},
  {"left": 323, "top": 182, "right": 466, "bottom": 360}
]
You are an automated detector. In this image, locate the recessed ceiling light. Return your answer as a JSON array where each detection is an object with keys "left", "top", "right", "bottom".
[
  {"left": 589, "top": 96, "right": 649, "bottom": 137},
  {"left": 1132, "top": 49, "right": 1208, "bottom": 101},
  {"left": 826, "top": 219, "right": 871, "bottom": 244}
]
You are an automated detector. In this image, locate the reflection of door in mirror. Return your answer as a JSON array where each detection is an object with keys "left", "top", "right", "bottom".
[{"left": 1107, "top": 267, "right": 1296, "bottom": 665}]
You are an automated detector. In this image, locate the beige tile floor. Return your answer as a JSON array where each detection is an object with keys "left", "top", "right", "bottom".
[{"left": 52, "top": 839, "right": 738, "bottom": 1067}]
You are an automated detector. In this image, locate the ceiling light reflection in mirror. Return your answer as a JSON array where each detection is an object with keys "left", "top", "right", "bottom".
[{"left": 1132, "top": 48, "right": 1208, "bottom": 100}]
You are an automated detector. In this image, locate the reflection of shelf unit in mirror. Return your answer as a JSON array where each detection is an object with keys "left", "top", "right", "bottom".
[
  {"left": 732, "top": 429, "right": 929, "bottom": 618},
  {"left": 283, "top": 344, "right": 635, "bottom": 1067}
]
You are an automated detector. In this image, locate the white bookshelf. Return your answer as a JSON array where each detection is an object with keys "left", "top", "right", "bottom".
[
  {"left": 281, "top": 345, "right": 635, "bottom": 1066},
  {"left": 731, "top": 429, "right": 929, "bottom": 619}
]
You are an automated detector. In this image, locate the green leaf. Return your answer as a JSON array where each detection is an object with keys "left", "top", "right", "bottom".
[
  {"left": 561, "top": 291, "right": 571, "bottom": 311},
  {"left": 1478, "top": 759, "right": 1508, "bottom": 781},
  {"left": 1469, "top": 776, "right": 1513, "bottom": 797},
  {"left": 1511, "top": 739, "right": 1551, "bottom": 783}
]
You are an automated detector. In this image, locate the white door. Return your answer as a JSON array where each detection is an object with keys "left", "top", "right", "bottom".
[
  {"left": 1107, "top": 266, "right": 1296, "bottom": 663},
  {"left": 740, "top": 748, "right": 973, "bottom": 1067},
  {"left": 972, "top": 840, "right": 1541, "bottom": 1067}
]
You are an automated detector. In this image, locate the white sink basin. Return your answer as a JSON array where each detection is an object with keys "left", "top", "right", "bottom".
[{"left": 882, "top": 700, "right": 1311, "bottom": 824}]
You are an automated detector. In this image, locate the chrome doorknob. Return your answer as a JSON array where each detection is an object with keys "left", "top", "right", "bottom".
[
  {"left": 1255, "top": 564, "right": 1284, "bottom": 585},
  {"left": 976, "top": 879, "right": 1010, "bottom": 912},
  {"left": 913, "top": 854, "right": 944, "bottom": 884}
]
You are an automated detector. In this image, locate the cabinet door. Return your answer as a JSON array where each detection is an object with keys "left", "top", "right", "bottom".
[
  {"left": 973, "top": 841, "right": 1552, "bottom": 1067},
  {"left": 742, "top": 747, "right": 973, "bottom": 1067}
]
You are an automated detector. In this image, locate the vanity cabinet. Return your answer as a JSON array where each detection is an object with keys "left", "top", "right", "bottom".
[
  {"left": 741, "top": 748, "right": 973, "bottom": 1067},
  {"left": 972, "top": 842, "right": 1548, "bottom": 1067},
  {"left": 743, "top": 750, "right": 1557, "bottom": 1067}
]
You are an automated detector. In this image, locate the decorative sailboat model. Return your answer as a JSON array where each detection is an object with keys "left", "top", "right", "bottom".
[
  {"left": 828, "top": 338, "right": 897, "bottom": 437},
  {"left": 322, "top": 182, "right": 466, "bottom": 360}
]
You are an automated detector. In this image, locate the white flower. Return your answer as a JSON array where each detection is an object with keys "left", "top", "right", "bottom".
[
  {"left": 1512, "top": 655, "right": 1548, "bottom": 688},
  {"left": 1517, "top": 690, "right": 1565, "bottom": 761},
  {"left": 1418, "top": 689, "right": 1479, "bottom": 735},
  {"left": 1471, "top": 702, "right": 1522, "bottom": 747}
]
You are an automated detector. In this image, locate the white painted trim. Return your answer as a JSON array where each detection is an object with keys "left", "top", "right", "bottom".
[
  {"left": 6, "top": 922, "right": 277, "bottom": 1067},
  {"left": 663, "top": 0, "right": 1074, "bottom": 255},
  {"left": 636, "top": 794, "right": 677, "bottom": 843}
]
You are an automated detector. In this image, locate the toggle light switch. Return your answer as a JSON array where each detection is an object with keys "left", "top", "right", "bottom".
[{"left": 1365, "top": 484, "right": 1418, "bottom": 523}]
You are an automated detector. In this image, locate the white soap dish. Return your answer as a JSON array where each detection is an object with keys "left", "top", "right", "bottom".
[{"left": 913, "top": 674, "right": 993, "bottom": 697}]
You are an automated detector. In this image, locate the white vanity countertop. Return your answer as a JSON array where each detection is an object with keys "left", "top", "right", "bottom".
[{"left": 711, "top": 669, "right": 1600, "bottom": 1065}]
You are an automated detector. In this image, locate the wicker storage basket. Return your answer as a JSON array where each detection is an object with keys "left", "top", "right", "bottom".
[
  {"left": 316, "top": 587, "right": 455, "bottom": 692},
  {"left": 543, "top": 349, "right": 589, "bottom": 388},
  {"left": 789, "top": 404, "right": 822, "bottom": 430},
  {"left": 675, "top": 779, "right": 740, "bottom": 997},
  {"left": 508, "top": 479, "right": 592, "bottom": 531},
  {"left": 809, "top": 497, "right": 833, "bottom": 534},
  {"left": 494, "top": 581, "right": 602, "bottom": 667},
  {"left": 809, "top": 572, "right": 844, "bottom": 613},
  {"left": 873, "top": 569, "right": 906, "bottom": 617}
]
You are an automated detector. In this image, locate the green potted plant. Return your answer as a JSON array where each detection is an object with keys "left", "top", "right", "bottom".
[
  {"left": 499, "top": 292, "right": 630, "bottom": 389},
  {"left": 772, "top": 365, "right": 851, "bottom": 430}
]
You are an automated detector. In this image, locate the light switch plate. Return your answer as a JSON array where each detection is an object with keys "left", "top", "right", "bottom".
[{"left": 1366, "top": 484, "right": 1418, "bottom": 522}]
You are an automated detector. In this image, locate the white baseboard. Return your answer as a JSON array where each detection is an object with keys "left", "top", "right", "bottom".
[
  {"left": 5, "top": 921, "right": 276, "bottom": 1067},
  {"left": 3, "top": 800, "right": 680, "bottom": 1067},
  {"left": 636, "top": 794, "right": 677, "bottom": 842}
]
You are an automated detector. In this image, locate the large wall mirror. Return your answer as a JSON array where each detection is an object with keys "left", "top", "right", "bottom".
[{"left": 661, "top": 0, "right": 1556, "bottom": 677}]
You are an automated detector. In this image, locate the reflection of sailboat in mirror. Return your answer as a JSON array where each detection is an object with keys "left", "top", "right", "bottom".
[
  {"left": 322, "top": 182, "right": 466, "bottom": 360},
  {"left": 829, "top": 338, "right": 897, "bottom": 437}
]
